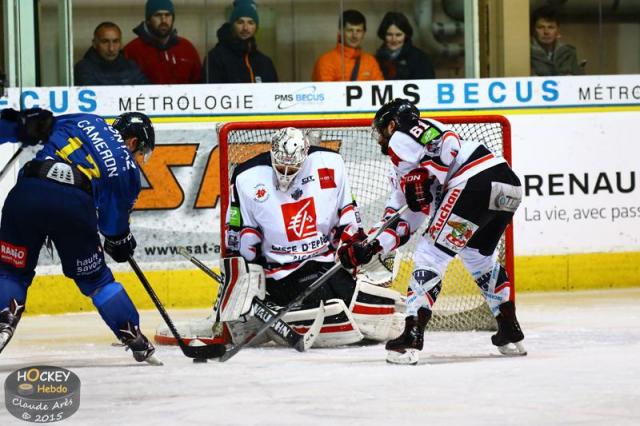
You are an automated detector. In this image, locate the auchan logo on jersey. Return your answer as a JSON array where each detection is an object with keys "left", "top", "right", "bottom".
[
  {"left": 281, "top": 197, "right": 318, "bottom": 241},
  {"left": 428, "top": 188, "right": 461, "bottom": 239},
  {"left": 0, "top": 241, "right": 28, "bottom": 268}
]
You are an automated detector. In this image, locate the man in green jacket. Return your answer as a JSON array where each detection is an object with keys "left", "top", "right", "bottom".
[{"left": 530, "top": 6, "right": 584, "bottom": 76}]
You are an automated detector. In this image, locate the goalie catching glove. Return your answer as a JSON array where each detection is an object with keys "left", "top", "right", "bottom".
[
  {"left": 400, "top": 168, "right": 434, "bottom": 214},
  {"left": 337, "top": 229, "right": 382, "bottom": 269}
]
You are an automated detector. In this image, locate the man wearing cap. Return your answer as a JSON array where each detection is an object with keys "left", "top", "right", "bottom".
[
  {"left": 124, "top": 0, "right": 201, "bottom": 84},
  {"left": 202, "top": 0, "right": 278, "bottom": 83}
]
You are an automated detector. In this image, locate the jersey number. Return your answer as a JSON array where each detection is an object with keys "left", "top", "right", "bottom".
[{"left": 56, "top": 137, "right": 101, "bottom": 179}]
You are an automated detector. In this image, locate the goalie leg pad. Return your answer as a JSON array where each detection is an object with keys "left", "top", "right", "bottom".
[
  {"left": 284, "top": 298, "right": 363, "bottom": 347},
  {"left": 349, "top": 281, "right": 403, "bottom": 341},
  {"left": 219, "top": 257, "right": 266, "bottom": 322},
  {"left": 154, "top": 313, "right": 222, "bottom": 346},
  {"left": 226, "top": 315, "right": 272, "bottom": 347}
]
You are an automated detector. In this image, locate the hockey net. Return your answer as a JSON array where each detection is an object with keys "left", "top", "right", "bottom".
[{"left": 218, "top": 116, "right": 513, "bottom": 331}]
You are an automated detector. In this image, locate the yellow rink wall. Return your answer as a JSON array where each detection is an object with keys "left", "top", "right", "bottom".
[
  {"left": 22, "top": 251, "right": 640, "bottom": 316},
  {"left": 14, "top": 109, "right": 640, "bottom": 315}
]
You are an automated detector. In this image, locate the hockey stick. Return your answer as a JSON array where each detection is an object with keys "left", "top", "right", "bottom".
[
  {"left": 128, "top": 256, "right": 226, "bottom": 359},
  {"left": 176, "top": 247, "right": 323, "bottom": 351},
  {"left": 0, "top": 147, "right": 23, "bottom": 181},
  {"left": 220, "top": 205, "right": 410, "bottom": 362}
]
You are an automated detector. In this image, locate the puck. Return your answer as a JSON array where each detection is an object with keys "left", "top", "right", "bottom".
[{"left": 193, "top": 358, "right": 208, "bottom": 363}]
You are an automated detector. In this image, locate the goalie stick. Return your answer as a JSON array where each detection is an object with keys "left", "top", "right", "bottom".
[
  {"left": 220, "top": 205, "right": 410, "bottom": 362},
  {"left": 176, "top": 247, "right": 323, "bottom": 352},
  {"left": 128, "top": 257, "right": 226, "bottom": 359}
]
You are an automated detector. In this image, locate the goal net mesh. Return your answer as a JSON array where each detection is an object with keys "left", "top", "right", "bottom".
[{"left": 219, "top": 117, "right": 512, "bottom": 331}]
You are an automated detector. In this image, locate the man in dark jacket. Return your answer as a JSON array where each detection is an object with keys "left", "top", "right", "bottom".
[
  {"left": 75, "top": 22, "right": 148, "bottom": 86},
  {"left": 202, "top": 0, "right": 278, "bottom": 83}
]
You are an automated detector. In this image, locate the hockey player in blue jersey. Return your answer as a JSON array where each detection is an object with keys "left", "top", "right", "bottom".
[{"left": 0, "top": 107, "right": 161, "bottom": 365}]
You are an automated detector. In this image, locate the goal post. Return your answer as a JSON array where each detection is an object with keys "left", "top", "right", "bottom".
[{"left": 218, "top": 116, "right": 514, "bottom": 331}]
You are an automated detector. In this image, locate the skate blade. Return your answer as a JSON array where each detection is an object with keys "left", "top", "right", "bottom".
[
  {"left": 497, "top": 341, "right": 527, "bottom": 357},
  {"left": 386, "top": 349, "right": 419, "bottom": 365},
  {"left": 144, "top": 354, "right": 164, "bottom": 366}
]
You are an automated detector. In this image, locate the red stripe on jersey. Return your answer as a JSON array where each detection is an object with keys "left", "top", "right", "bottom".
[
  {"left": 240, "top": 228, "right": 262, "bottom": 239},
  {"left": 388, "top": 146, "right": 401, "bottom": 166},
  {"left": 352, "top": 304, "right": 395, "bottom": 315},
  {"left": 452, "top": 153, "right": 495, "bottom": 179},
  {"left": 340, "top": 204, "right": 354, "bottom": 218},
  {"left": 419, "top": 159, "right": 448, "bottom": 173}
]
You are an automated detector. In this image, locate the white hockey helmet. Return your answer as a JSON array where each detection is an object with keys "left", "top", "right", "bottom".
[{"left": 270, "top": 127, "right": 310, "bottom": 191}]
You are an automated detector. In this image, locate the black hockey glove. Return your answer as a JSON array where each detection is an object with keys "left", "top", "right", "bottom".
[
  {"left": 104, "top": 231, "right": 137, "bottom": 263},
  {"left": 400, "top": 168, "right": 434, "bottom": 214},
  {"left": 338, "top": 239, "right": 381, "bottom": 269},
  {"left": 1, "top": 108, "right": 54, "bottom": 146}
]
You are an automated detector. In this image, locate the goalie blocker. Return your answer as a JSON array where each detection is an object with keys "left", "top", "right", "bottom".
[{"left": 154, "top": 255, "right": 406, "bottom": 348}]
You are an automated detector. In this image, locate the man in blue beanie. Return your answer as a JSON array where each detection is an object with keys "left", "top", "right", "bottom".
[
  {"left": 202, "top": 0, "right": 278, "bottom": 83},
  {"left": 124, "top": 0, "right": 201, "bottom": 84}
]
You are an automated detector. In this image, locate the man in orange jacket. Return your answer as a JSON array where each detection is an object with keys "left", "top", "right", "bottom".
[{"left": 312, "top": 10, "right": 383, "bottom": 82}]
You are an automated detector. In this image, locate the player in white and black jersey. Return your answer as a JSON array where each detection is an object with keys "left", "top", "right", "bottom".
[
  {"left": 338, "top": 99, "right": 526, "bottom": 364},
  {"left": 218, "top": 127, "right": 404, "bottom": 347}
]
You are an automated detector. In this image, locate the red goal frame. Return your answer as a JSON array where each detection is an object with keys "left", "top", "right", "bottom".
[{"left": 218, "top": 116, "right": 514, "bottom": 284}]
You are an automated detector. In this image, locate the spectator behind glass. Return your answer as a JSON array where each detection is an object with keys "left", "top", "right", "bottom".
[
  {"left": 312, "top": 9, "right": 383, "bottom": 82},
  {"left": 530, "top": 6, "right": 584, "bottom": 76},
  {"left": 375, "top": 12, "right": 435, "bottom": 80},
  {"left": 202, "top": 0, "right": 278, "bottom": 83},
  {"left": 74, "top": 22, "right": 148, "bottom": 86},
  {"left": 124, "top": 0, "right": 201, "bottom": 84}
]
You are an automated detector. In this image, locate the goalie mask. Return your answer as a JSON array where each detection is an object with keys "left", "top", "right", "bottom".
[
  {"left": 270, "top": 127, "right": 310, "bottom": 191},
  {"left": 372, "top": 98, "right": 419, "bottom": 155}
]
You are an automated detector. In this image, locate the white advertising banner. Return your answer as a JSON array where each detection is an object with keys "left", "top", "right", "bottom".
[{"left": 0, "top": 74, "right": 639, "bottom": 116}]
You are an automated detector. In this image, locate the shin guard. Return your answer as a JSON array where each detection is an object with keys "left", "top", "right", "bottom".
[{"left": 91, "top": 282, "right": 140, "bottom": 339}]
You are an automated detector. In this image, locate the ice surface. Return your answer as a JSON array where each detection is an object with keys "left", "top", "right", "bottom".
[{"left": 1, "top": 288, "right": 639, "bottom": 426}]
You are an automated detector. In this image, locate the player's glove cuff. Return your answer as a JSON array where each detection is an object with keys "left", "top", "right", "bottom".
[{"left": 104, "top": 231, "right": 137, "bottom": 263}]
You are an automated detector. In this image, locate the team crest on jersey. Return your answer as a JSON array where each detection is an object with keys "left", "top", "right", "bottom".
[
  {"left": 291, "top": 188, "right": 303, "bottom": 200},
  {"left": 436, "top": 214, "right": 478, "bottom": 252},
  {"left": 281, "top": 197, "right": 318, "bottom": 241},
  {"left": 253, "top": 184, "right": 269, "bottom": 202},
  {"left": 318, "top": 168, "right": 336, "bottom": 189}
]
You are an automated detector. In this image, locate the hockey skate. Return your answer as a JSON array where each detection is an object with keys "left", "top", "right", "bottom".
[
  {"left": 0, "top": 299, "right": 25, "bottom": 355},
  {"left": 385, "top": 307, "right": 431, "bottom": 365},
  {"left": 119, "top": 322, "right": 163, "bottom": 366},
  {"left": 491, "top": 301, "right": 527, "bottom": 356}
]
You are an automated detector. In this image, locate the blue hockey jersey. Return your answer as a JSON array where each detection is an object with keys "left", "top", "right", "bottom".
[{"left": 0, "top": 113, "right": 141, "bottom": 237}]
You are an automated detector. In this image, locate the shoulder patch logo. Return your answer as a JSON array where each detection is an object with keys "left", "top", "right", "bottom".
[
  {"left": 318, "top": 168, "right": 336, "bottom": 189},
  {"left": 419, "top": 126, "right": 442, "bottom": 145},
  {"left": 254, "top": 184, "right": 269, "bottom": 202}
]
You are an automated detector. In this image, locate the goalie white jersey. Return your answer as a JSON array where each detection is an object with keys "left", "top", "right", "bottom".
[{"left": 226, "top": 146, "right": 360, "bottom": 280}]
